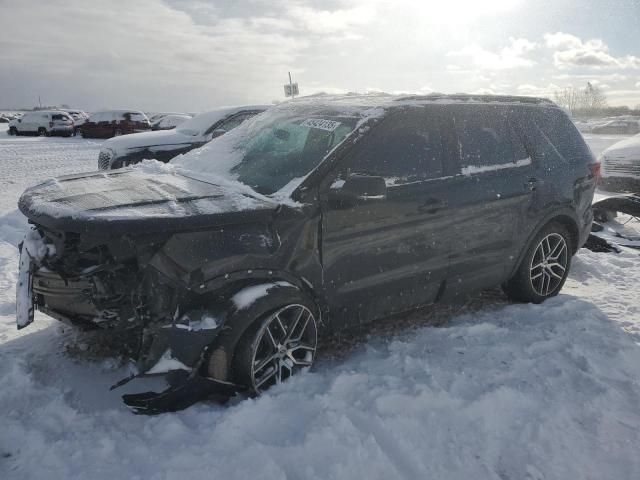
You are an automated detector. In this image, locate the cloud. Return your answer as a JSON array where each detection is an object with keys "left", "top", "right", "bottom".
[
  {"left": 449, "top": 37, "right": 538, "bottom": 70},
  {"left": 553, "top": 73, "right": 628, "bottom": 83},
  {"left": 544, "top": 32, "right": 640, "bottom": 69}
]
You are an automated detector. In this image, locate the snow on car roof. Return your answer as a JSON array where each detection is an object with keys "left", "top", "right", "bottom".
[
  {"left": 282, "top": 92, "right": 557, "bottom": 110},
  {"left": 601, "top": 133, "right": 640, "bottom": 158}
]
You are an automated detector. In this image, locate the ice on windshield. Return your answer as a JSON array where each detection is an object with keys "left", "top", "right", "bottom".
[{"left": 172, "top": 103, "right": 380, "bottom": 196}]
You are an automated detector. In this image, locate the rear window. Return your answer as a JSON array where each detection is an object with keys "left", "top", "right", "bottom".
[{"left": 519, "top": 107, "right": 593, "bottom": 164}]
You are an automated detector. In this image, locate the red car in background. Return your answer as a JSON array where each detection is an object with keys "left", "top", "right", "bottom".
[{"left": 80, "top": 110, "right": 150, "bottom": 138}]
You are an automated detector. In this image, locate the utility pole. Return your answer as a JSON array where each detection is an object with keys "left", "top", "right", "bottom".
[
  {"left": 38, "top": 95, "right": 42, "bottom": 109},
  {"left": 288, "top": 72, "right": 295, "bottom": 99}
]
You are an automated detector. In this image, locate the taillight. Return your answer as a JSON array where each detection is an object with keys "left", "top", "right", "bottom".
[{"left": 589, "top": 162, "right": 601, "bottom": 183}]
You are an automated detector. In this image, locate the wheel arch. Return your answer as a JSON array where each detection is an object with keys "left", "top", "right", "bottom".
[
  {"left": 509, "top": 210, "right": 580, "bottom": 280},
  {"left": 199, "top": 279, "right": 320, "bottom": 381}
]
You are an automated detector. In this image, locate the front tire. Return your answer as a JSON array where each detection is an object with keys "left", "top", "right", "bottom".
[
  {"left": 503, "top": 222, "right": 572, "bottom": 303},
  {"left": 233, "top": 301, "right": 318, "bottom": 394},
  {"left": 8, "top": 127, "right": 17, "bottom": 136}
]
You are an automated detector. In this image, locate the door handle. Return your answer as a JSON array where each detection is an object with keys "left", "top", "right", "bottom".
[
  {"left": 419, "top": 198, "right": 448, "bottom": 214},
  {"left": 525, "top": 178, "right": 540, "bottom": 191}
]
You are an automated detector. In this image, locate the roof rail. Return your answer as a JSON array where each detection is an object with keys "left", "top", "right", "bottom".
[{"left": 394, "top": 93, "right": 556, "bottom": 105}]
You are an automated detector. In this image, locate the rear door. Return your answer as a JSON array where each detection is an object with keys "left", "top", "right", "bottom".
[
  {"left": 320, "top": 106, "right": 456, "bottom": 325},
  {"left": 439, "top": 104, "right": 537, "bottom": 298}
]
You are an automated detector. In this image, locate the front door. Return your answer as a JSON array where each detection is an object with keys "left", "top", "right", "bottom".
[{"left": 320, "top": 107, "right": 456, "bottom": 326}]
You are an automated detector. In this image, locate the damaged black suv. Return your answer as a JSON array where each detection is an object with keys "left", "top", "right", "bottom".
[{"left": 17, "top": 94, "right": 597, "bottom": 412}]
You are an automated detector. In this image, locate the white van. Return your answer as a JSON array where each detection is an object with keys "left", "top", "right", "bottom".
[{"left": 8, "top": 111, "right": 74, "bottom": 137}]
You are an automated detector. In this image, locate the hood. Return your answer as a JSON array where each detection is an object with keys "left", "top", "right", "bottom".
[
  {"left": 601, "top": 134, "right": 640, "bottom": 159},
  {"left": 18, "top": 168, "right": 280, "bottom": 235},
  {"left": 102, "top": 129, "right": 197, "bottom": 156}
]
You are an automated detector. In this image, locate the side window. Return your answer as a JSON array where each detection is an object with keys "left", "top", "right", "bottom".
[
  {"left": 345, "top": 109, "right": 445, "bottom": 184},
  {"left": 207, "top": 112, "right": 255, "bottom": 137},
  {"left": 453, "top": 106, "right": 525, "bottom": 173}
]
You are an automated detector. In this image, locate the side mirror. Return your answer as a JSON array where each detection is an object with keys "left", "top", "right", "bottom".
[
  {"left": 210, "top": 129, "right": 226, "bottom": 139},
  {"left": 328, "top": 175, "right": 387, "bottom": 208}
]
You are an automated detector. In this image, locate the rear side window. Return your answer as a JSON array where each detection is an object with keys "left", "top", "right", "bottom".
[
  {"left": 520, "top": 107, "right": 593, "bottom": 165},
  {"left": 346, "top": 108, "right": 445, "bottom": 183},
  {"left": 126, "top": 112, "right": 147, "bottom": 122},
  {"left": 452, "top": 106, "right": 529, "bottom": 173},
  {"left": 52, "top": 114, "right": 67, "bottom": 120}
]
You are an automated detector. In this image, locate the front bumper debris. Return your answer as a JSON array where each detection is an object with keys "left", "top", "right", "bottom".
[{"left": 122, "top": 371, "right": 242, "bottom": 415}]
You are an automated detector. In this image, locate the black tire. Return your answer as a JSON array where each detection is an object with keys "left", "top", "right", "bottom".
[
  {"left": 114, "top": 128, "right": 122, "bottom": 137},
  {"left": 503, "top": 222, "right": 572, "bottom": 304},
  {"left": 223, "top": 289, "right": 318, "bottom": 394},
  {"left": 38, "top": 127, "right": 47, "bottom": 137},
  {"left": 8, "top": 127, "right": 17, "bottom": 136}
]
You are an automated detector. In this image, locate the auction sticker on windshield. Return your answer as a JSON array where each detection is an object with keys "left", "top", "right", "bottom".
[{"left": 300, "top": 118, "right": 342, "bottom": 132}]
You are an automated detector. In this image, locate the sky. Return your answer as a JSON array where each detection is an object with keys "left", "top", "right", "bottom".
[{"left": 1, "top": 0, "right": 639, "bottom": 112}]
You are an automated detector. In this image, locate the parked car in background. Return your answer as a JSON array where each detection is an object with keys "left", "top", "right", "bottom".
[
  {"left": 591, "top": 119, "right": 640, "bottom": 134},
  {"left": 598, "top": 134, "right": 640, "bottom": 192},
  {"left": 18, "top": 94, "right": 597, "bottom": 411},
  {"left": 80, "top": 110, "right": 150, "bottom": 139},
  {"left": 61, "top": 109, "right": 89, "bottom": 134},
  {"left": 8, "top": 111, "right": 74, "bottom": 137},
  {"left": 98, "top": 105, "right": 267, "bottom": 169},
  {"left": 151, "top": 114, "right": 192, "bottom": 131}
]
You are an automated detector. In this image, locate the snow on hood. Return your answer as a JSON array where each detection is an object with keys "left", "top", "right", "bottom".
[
  {"left": 601, "top": 133, "right": 640, "bottom": 159},
  {"left": 101, "top": 129, "right": 195, "bottom": 157},
  {"left": 18, "top": 161, "right": 280, "bottom": 233}
]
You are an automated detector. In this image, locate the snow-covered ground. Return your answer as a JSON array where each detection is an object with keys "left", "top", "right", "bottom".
[{"left": 1, "top": 127, "right": 639, "bottom": 479}]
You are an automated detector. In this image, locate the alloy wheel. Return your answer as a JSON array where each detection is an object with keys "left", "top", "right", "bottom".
[
  {"left": 249, "top": 304, "right": 317, "bottom": 392},
  {"left": 529, "top": 233, "right": 568, "bottom": 296}
]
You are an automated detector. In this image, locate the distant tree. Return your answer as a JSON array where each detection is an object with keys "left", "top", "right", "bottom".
[
  {"left": 581, "top": 82, "right": 608, "bottom": 113},
  {"left": 554, "top": 82, "right": 609, "bottom": 117},
  {"left": 554, "top": 87, "right": 582, "bottom": 114}
]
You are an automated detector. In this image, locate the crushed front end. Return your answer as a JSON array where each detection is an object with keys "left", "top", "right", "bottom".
[{"left": 17, "top": 224, "right": 234, "bottom": 412}]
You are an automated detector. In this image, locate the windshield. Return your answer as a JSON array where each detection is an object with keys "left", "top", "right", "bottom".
[{"left": 173, "top": 109, "right": 360, "bottom": 195}]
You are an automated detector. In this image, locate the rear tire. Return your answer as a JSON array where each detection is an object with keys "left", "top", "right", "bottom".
[
  {"left": 503, "top": 222, "right": 572, "bottom": 303},
  {"left": 38, "top": 127, "right": 47, "bottom": 137},
  {"left": 8, "top": 127, "right": 16, "bottom": 136}
]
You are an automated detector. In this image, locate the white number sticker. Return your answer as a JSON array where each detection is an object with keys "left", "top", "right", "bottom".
[{"left": 301, "top": 118, "right": 341, "bottom": 132}]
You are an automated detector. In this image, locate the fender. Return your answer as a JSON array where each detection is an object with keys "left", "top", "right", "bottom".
[
  {"left": 508, "top": 206, "right": 581, "bottom": 280},
  {"left": 204, "top": 281, "right": 319, "bottom": 381}
]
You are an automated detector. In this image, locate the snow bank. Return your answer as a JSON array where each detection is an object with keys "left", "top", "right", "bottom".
[{"left": 1, "top": 296, "right": 639, "bottom": 479}]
